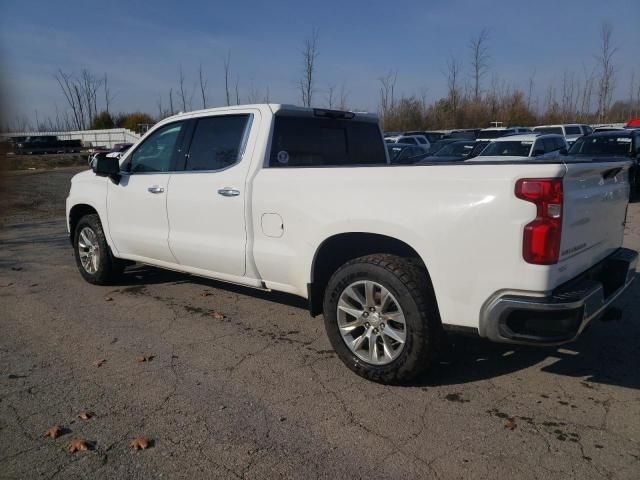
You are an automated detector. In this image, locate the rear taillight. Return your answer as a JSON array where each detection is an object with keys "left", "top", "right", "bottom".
[{"left": 515, "top": 178, "right": 563, "bottom": 265}]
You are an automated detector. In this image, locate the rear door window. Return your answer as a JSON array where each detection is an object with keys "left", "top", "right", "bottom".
[
  {"left": 269, "top": 116, "right": 386, "bottom": 167},
  {"left": 184, "top": 115, "right": 250, "bottom": 171},
  {"left": 565, "top": 126, "right": 581, "bottom": 135}
]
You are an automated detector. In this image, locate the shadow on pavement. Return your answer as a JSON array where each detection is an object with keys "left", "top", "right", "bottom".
[{"left": 116, "top": 266, "right": 640, "bottom": 391}]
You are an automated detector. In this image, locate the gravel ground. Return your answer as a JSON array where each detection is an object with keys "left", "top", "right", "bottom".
[{"left": 0, "top": 168, "right": 639, "bottom": 479}]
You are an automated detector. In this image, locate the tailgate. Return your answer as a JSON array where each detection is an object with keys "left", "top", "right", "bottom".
[{"left": 555, "top": 160, "right": 631, "bottom": 285}]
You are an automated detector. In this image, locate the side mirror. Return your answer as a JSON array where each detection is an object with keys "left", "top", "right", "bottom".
[
  {"left": 94, "top": 156, "right": 121, "bottom": 183},
  {"left": 533, "top": 148, "right": 545, "bottom": 157}
]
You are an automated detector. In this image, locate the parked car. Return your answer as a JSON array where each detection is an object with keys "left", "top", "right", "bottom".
[
  {"left": 467, "top": 140, "right": 490, "bottom": 158},
  {"left": 89, "top": 143, "right": 134, "bottom": 166},
  {"left": 14, "top": 135, "right": 82, "bottom": 154},
  {"left": 594, "top": 126, "right": 624, "bottom": 132},
  {"left": 106, "top": 143, "right": 134, "bottom": 159},
  {"left": 428, "top": 138, "right": 461, "bottom": 154},
  {"left": 625, "top": 118, "right": 640, "bottom": 129},
  {"left": 476, "top": 126, "right": 532, "bottom": 140},
  {"left": 402, "top": 131, "right": 446, "bottom": 143},
  {"left": 420, "top": 140, "right": 476, "bottom": 161},
  {"left": 387, "top": 143, "right": 429, "bottom": 164},
  {"left": 447, "top": 128, "right": 481, "bottom": 140},
  {"left": 533, "top": 124, "right": 592, "bottom": 146},
  {"left": 67, "top": 104, "right": 636, "bottom": 383},
  {"left": 468, "top": 134, "right": 568, "bottom": 161},
  {"left": 568, "top": 129, "right": 640, "bottom": 196},
  {"left": 384, "top": 134, "right": 431, "bottom": 153}
]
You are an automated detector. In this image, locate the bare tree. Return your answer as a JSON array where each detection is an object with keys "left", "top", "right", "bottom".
[
  {"left": 178, "top": 66, "right": 189, "bottom": 112},
  {"left": 235, "top": 76, "right": 240, "bottom": 105},
  {"left": 54, "top": 69, "right": 83, "bottom": 130},
  {"left": 469, "top": 28, "right": 490, "bottom": 101},
  {"left": 446, "top": 56, "right": 462, "bottom": 125},
  {"left": 338, "top": 82, "right": 349, "bottom": 110},
  {"left": 198, "top": 63, "right": 208, "bottom": 109},
  {"left": 299, "top": 27, "right": 319, "bottom": 107},
  {"left": 526, "top": 70, "right": 536, "bottom": 110},
  {"left": 628, "top": 69, "right": 638, "bottom": 118},
  {"left": 247, "top": 80, "right": 260, "bottom": 104},
  {"left": 263, "top": 85, "right": 271, "bottom": 103},
  {"left": 326, "top": 84, "right": 336, "bottom": 108},
  {"left": 596, "top": 22, "right": 617, "bottom": 122},
  {"left": 80, "top": 69, "right": 103, "bottom": 124},
  {"left": 378, "top": 70, "right": 397, "bottom": 118},
  {"left": 168, "top": 88, "right": 175, "bottom": 115},
  {"left": 103, "top": 73, "right": 113, "bottom": 113},
  {"left": 223, "top": 50, "right": 232, "bottom": 106},
  {"left": 579, "top": 64, "right": 596, "bottom": 120}
]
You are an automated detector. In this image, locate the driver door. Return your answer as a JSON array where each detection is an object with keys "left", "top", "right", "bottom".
[{"left": 107, "top": 121, "right": 187, "bottom": 264}]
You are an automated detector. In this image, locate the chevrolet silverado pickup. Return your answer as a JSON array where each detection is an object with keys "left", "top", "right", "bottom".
[{"left": 66, "top": 104, "right": 637, "bottom": 383}]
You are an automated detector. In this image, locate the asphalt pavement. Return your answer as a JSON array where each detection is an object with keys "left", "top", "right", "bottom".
[{"left": 1, "top": 167, "right": 639, "bottom": 479}]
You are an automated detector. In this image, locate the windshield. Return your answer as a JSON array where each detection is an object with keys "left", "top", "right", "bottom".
[
  {"left": 434, "top": 142, "right": 474, "bottom": 157},
  {"left": 477, "top": 129, "right": 513, "bottom": 139},
  {"left": 386, "top": 145, "right": 404, "bottom": 160},
  {"left": 568, "top": 135, "right": 632, "bottom": 156},
  {"left": 480, "top": 140, "right": 533, "bottom": 157},
  {"left": 468, "top": 141, "right": 489, "bottom": 157},
  {"left": 534, "top": 127, "right": 563, "bottom": 135}
]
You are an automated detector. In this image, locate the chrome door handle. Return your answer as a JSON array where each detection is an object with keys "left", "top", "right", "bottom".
[
  {"left": 217, "top": 187, "right": 240, "bottom": 197},
  {"left": 147, "top": 185, "right": 165, "bottom": 194}
]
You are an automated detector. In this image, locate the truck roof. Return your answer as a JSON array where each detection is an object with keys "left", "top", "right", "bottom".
[{"left": 163, "top": 104, "right": 378, "bottom": 123}]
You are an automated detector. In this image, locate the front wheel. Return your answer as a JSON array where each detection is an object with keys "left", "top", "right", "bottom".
[
  {"left": 73, "top": 213, "right": 125, "bottom": 285},
  {"left": 323, "top": 254, "right": 441, "bottom": 384}
]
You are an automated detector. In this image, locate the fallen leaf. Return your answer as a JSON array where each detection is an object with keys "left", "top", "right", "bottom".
[
  {"left": 505, "top": 419, "right": 517, "bottom": 430},
  {"left": 130, "top": 437, "right": 151, "bottom": 450},
  {"left": 78, "top": 411, "right": 94, "bottom": 420},
  {"left": 210, "top": 311, "right": 225, "bottom": 320},
  {"left": 1, "top": 282, "right": 14, "bottom": 287},
  {"left": 11, "top": 266, "right": 22, "bottom": 271},
  {"left": 45, "top": 426, "right": 62, "bottom": 439},
  {"left": 94, "top": 359, "right": 106, "bottom": 368},
  {"left": 137, "top": 355, "right": 154, "bottom": 363},
  {"left": 104, "top": 297, "right": 113, "bottom": 302},
  {"left": 68, "top": 439, "right": 89, "bottom": 453},
  {"left": 201, "top": 291, "right": 214, "bottom": 297}
]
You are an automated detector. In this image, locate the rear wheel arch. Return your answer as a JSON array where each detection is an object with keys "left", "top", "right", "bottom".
[{"left": 308, "top": 232, "right": 439, "bottom": 319}]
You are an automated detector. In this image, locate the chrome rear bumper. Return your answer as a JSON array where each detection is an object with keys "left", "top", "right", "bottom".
[{"left": 480, "top": 248, "right": 638, "bottom": 345}]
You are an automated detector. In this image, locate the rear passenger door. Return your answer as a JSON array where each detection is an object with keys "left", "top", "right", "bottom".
[{"left": 166, "top": 111, "right": 257, "bottom": 278}]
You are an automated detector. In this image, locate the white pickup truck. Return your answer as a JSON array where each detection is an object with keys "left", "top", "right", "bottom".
[{"left": 66, "top": 104, "right": 637, "bottom": 383}]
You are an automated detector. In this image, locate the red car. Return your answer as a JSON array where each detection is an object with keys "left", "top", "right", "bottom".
[{"left": 626, "top": 118, "right": 640, "bottom": 129}]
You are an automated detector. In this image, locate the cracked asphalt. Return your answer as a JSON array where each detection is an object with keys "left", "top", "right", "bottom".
[{"left": 0, "top": 167, "right": 639, "bottom": 479}]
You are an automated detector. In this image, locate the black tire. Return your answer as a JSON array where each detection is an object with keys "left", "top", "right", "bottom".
[
  {"left": 323, "top": 254, "right": 441, "bottom": 384},
  {"left": 73, "top": 213, "right": 125, "bottom": 285}
]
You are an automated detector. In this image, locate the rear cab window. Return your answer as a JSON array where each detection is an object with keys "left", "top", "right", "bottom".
[{"left": 269, "top": 112, "right": 387, "bottom": 167}]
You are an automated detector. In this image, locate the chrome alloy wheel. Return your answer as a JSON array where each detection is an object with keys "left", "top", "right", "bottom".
[
  {"left": 77, "top": 227, "right": 100, "bottom": 274},
  {"left": 337, "top": 280, "right": 407, "bottom": 365}
]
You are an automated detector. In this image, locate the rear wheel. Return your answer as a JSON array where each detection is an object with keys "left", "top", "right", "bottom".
[
  {"left": 323, "top": 254, "right": 441, "bottom": 384},
  {"left": 73, "top": 214, "right": 125, "bottom": 285}
]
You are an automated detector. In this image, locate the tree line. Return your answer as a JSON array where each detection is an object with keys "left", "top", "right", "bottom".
[{"left": 3, "top": 21, "right": 639, "bottom": 134}]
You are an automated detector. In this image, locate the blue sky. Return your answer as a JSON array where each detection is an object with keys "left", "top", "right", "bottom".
[{"left": 1, "top": 0, "right": 638, "bottom": 124}]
